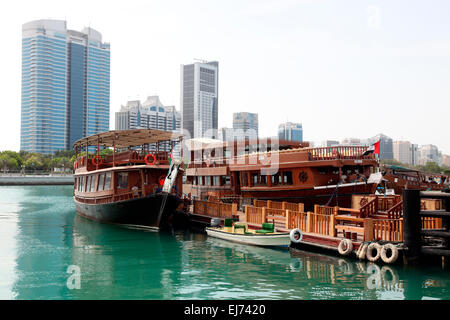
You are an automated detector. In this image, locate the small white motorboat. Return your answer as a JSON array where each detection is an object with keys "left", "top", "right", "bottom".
[{"left": 205, "top": 221, "right": 290, "bottom": 248}]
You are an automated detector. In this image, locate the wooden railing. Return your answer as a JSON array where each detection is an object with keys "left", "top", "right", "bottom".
[
  {"left": 312, "top": 214, "right": 334, "bottom": 236},
  {"left": 287, "top": 211, "right": 308, "bottom": 230},
  {"left": 377, "top": 195, "right": 402, "bottom": 211},
  {"left": 309, "top": 146, "right": 374, "bottom": 161},
  {"left": 192, "top": 200, "right": 237, "bottom": 218},
  {"left": 253, "top": 199, "right": 304, "bottom": 212},
  {"left": 314, "top": 205, "right": 337, "bottom": 215},
  {"left": 387, "top": 201, "right": 403, "bottom": 219},
  {"left": 245, "top": 206, "right": 264, "bottom": 225},
  {"left": 421, "top": 217, "right": 442, "bottom": 230},
  {"left": 372, "top": 219, "right": 404, "bottom": 242},
  {"left": 360, "top": 198, "right": 378, "bottom": 218}
]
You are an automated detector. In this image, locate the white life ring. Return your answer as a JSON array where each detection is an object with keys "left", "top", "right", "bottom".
[
  {"left": 290, "top": 228, "right": 303, "bottom": 243},
  {"left": 366, "top": 243, "right": 382, "bottom": 262},
  {"left": 380, "top": 243, "right": 399, "bottom": 264},
  {"left": 337, "top": 239, "right": 353, "bottom": 256},
  {"left": 357, "top": 242, "right": 369, "bottom": 260}
]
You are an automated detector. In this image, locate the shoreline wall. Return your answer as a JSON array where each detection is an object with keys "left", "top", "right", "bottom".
[{"left": 0, "top": 175, "right": 74, "bottom": 185}]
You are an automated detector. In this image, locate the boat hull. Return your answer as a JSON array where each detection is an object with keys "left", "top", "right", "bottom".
[
  {"left": 74, "top": 192, "right": 186, "bottom": 230},
  {"left": 205, "top": 227, "right": 290, "bottom": 248}
]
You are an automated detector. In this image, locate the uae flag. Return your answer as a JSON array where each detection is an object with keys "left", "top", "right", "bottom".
[{"left": 362, "top": 140, "right": 380, "bottom": 156}]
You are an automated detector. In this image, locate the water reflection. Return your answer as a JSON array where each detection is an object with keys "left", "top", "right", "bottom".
[
  {"left": 70, "top": 214, "right": 184, "bottom": 299},
  {"left": 3, "top": 185, "right": 450, "bottom": 300}
]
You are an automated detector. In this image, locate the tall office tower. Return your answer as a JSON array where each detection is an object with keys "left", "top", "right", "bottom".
[
  {"left": 180, "top": 61, "right": 218, "bottom": 139},
  {"left": 393, "top": 141, "right": 414, "bottom": 165},
  {"left": 418, "top": 144, "right": 441, "bottom": 165},
  {"left": 21, "top": 20, "right": 110, "bottom": 154},
  {"left": 278, "top": 122, "right": 303, "bottom": 142},
  {"left": 368, "top": 134, "right": 393, "bottom": 160},
  {"left": 233, "top": 112, "right": 258, "bottom": 140}
]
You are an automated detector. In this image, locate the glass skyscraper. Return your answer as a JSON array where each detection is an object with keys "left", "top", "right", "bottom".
[
  {"left": 21, "top": 20, "right": 110, "bottom": 154},
  {"left": 278, "top": 122, "right": 303, "bottom": 142},
  {"left": 180, "top": 61, "right": 218, "bottom": 139}
]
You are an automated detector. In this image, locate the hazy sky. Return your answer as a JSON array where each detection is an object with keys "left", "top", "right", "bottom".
[{"left": 1, "top": 0, "right": 449, "bottom": 153}]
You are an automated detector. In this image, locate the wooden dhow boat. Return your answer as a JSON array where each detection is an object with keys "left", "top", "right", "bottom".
[
  {"left": 205, "top": 220, "right": 290, "bottom": 248},
  {"left": 72, "top": 129, "right": 186, "bottom": 231},
  {"left": 184, "top": 138, "right": 381, "bottom": 210}
]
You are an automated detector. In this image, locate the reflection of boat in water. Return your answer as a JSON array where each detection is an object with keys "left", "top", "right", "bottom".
[
  {"left": 70, "top": 214, "right": 183, "bottom": 299},
  {"left": 205, "top": 233, "right": 294, "bottom": 267}
]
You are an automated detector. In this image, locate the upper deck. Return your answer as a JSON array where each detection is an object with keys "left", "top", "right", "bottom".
[
  {"left": 185, "top": 142, "right": 377, "bottom": 176},
  {"left": 73, "top": 129, "right": 183, "bottom": 174}
]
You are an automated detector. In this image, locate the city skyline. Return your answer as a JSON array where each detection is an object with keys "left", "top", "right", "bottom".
[{"left": 1, "top": 0, "right": 450, "bottom": 154}]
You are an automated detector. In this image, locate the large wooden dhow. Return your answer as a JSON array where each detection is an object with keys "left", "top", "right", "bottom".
[
  {"left": 183, "top": 139, "right": 381, "bottom": 210},
  {"left": 72, "top": 129, "right": 186, "bottom": 231}
]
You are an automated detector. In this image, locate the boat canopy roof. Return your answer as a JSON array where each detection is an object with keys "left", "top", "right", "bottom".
[
  {"left": 384, "top": 164, "right": 418, "bottom": 172},
  {"left": 72, "top": 129, "right": 183, "bottom": 149}
]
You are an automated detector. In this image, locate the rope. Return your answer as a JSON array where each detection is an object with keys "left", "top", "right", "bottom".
[{"left": 326, "top": 182, "right": 339, "bottom": 207}]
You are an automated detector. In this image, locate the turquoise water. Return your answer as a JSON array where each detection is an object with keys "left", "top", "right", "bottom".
[{"left": 1, "top": 185, "right": 450, "bottom": 300}]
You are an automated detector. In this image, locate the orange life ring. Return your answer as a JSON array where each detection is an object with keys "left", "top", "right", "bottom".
[
  {"left": 145, "top": 153, "right": 156, "bottom": 165},
  {"left": 92, "top": 156, "right": 103, "bottom": 166},
  {"left": 158, "top": 175, "right": 166, "bottom": 186},
  {"left": 206, "top": 159, "right": 211, "bottom": 167},
  {"left": 73, "top": 161, "right": 78, "bottom": 171},
  {"left": 80, "top": 157, "right": 84, "bottom": 166}
]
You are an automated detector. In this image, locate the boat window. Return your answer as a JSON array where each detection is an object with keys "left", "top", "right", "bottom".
[
  {"left": 260, "top": 175, "right": 267, "bottom": 185},
  {"left": 225, "top": 176, "right": 231, "bottom": 185},
  {"left": 98, "top": 173, "right": 105, "bottom": 191},
  {"left": 86, "top": 176, "right": 91, "bottom": 192},
  {"left": 117, "top": 172, "right": 129, "bottom": 189},
  {"left": 251, "top": 173, "right": 258, "bottom": 186},
  {"left": 283, "top": 171, "right": 293, "bottom": 185},
  {"left": 80, "top": 176, "right": 85, "bottom": 192},
  {"left": 104, "top": 172, "right": 111, "bottom": 190},
  {"left": 89, "top": 175, "right": 94, "bottom": 192},
  {"left": 242, "top": 173, "right": 248, "bottom": 186},
  {"left": 272, "top": 172, "right": 281, "bottom": 185},
  {"left": 213, "top": 176, "right": 220, "bottom": 186}
]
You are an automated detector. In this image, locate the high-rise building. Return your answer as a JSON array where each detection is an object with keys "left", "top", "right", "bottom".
[
  {"left": 278, "top": 122, "right": 303, "bottom": 142},
  {"left": 233, "top": 112, "right": 258, "bottom": 140},
  {"left": 180, "top": 61, "right": 218, "bottom": 139},
  {"left": 419, "top": 144, "right": 441, "bottom": 166},
  {"left": 115, "top": 96, "right": 181, "bottom": 156},
  {"left": 21, "top": 20, "right": 110, "bottom": 154},
  {"left": 393, "top": 141, "right": 414, "bottom": 165},
  {"left": 115, "top": 96, "right": 181, "bottom": 132},
  {"left": 321, "top": 140, "right": 340, "bottom": 147},
  {"left": 442, "top": 154, "right": 450, "bottom": 167},
  {"left": 368, "top": 134, "right": 393, "bottom": 160},
  {"left": 340, "top": 138, "right": 364, "bottom": 146}
]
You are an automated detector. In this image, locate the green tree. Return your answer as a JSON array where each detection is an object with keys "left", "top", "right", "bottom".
[
  {"left": 23, "top": 153, "right": 44, "bottom": 173},
  {"left": 0, "top": 153, "right": 19, "bottom": 173}
]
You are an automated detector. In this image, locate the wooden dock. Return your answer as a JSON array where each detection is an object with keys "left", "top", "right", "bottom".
[{"left": 188, "top": 193, "right": 449, "bottom": 265}]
